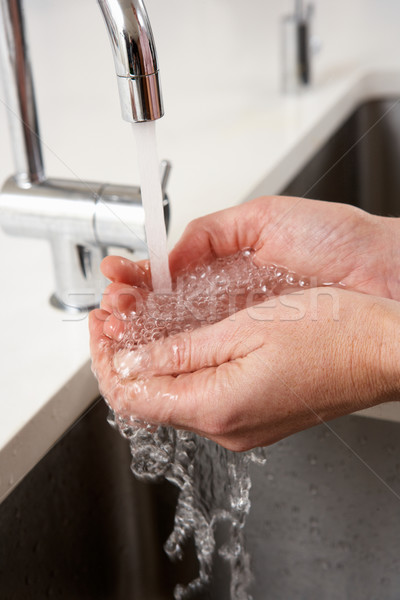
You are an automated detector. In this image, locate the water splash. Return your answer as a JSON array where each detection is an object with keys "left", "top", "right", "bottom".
[
  {"left": 108, "top": 416, "right": 265, "bottom": 598},
  {"left": 102, "top": 250, "right": 315, "bottom": 599}
]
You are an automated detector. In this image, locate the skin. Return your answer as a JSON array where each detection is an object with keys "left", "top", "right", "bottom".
[{"left": 89, "top": 196, "right": 400, "bottom": 451}]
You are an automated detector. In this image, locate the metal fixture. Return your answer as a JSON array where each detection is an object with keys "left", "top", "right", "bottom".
[
  {"left": 281, "top": 0, "right": 315, "bottom": 94},
  {"left": 98, "top": 0, "right": 163, "bottom": 123},
  {"left": 0, "top": 0, "right": 169, "bottom": 311}
]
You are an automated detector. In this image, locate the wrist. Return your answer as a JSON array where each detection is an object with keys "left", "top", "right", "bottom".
[
  {"left": 367, "top": 297, "right": 400, "bottom": 404},
  {"left": 378, "top": 216, "right": 400, "bottom": 301}
]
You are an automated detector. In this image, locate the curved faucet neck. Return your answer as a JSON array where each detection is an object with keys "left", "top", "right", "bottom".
[
  {"left": 98, "top": 0, "right": 164, "bottom": 122},
  {"left": 0, "top": 0, "right": 164, "bottom": 187}
]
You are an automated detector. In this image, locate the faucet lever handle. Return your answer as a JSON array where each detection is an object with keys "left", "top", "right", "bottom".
[{"left": 160, "top": 160, "right": 172, "bottom": 196}]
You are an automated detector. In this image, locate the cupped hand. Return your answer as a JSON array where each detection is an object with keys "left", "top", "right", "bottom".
[
  {"left": 100, "top": 196, "right": 400, "bottom": 309},
  {"left": 89, "top": 287, "right": 400, "bottom": 451},
  {"left": 168, "top": 196, "right": 399, "bottom": 300}
]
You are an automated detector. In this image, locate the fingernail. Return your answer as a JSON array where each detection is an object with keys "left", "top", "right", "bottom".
[{"left": 104, "top": 318, "right": 124, "bottom": 341}]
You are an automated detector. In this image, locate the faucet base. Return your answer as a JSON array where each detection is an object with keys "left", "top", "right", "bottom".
[
  {"left": 49, "top": 294, "right": 99, "bottom": 314},
  {"left": 0, "top": 166, "right": 171, "bottom": 312}
]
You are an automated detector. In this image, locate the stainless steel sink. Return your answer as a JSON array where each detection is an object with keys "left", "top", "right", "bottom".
[
  {"left": 1, "top": 98, "right": 400, "bottom": 600},
  {"left": 0, "top": 400, "right": 198, "bottom": 600},
  {"left": 282, "top": 97, "right": 400, "bottom": 217}
]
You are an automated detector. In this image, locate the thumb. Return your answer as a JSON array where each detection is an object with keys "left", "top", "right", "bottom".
[
  {"left": 168, "top": 201, "right": 263, "bottom": 274},
  {"left": 113, "top": 311, "right": 261, "bottom": 380}
]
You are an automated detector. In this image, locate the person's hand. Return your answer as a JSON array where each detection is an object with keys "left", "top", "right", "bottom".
[
  {"left": 166, "top": 196, "right": 400, "bottom": 301},
  {"left": 98, "top": 195, "right": 400, "bottom": 337},
  {"left": 100, "top": 195, "right": 400, "bottom": 311},
  {"left": 89, "top": 287, "right": 400, "bottom": 451}
]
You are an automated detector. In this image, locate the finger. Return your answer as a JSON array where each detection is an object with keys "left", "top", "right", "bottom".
[
  {"left": 90, "top": 314, "right": 257, "bottom": 439},
  {"left": 103, "top": 313, "right": 126, "bottom": 341},
  {"left": 113, "top": 310, "right": 263, "bottom": 379},
  {"left": 89, "top": 308, "right": 109, "bottom": 338},
  {"left": 112, "top": 286, "right": 316, "bottom": 380},
  {"left": 108, "top": 357, "right": 262, "bottom": 448},
  {"left": 89, "top": 309, "right": 112, "bottom": 371},
  {"left": 89, "top": 309, "right": 128, "bottom": 404},
  {"left": 108, "top": 364, "right": 224, "bottom": 434},
  {"left": 168, "top": 200, "right": 265, "bottom": 274},
  {"left": 101, "top": 255, "right": 151, "bottom": 287},
  {"left": 89, "top": 307, "right": 210, "bottom": 428},
  {"left": 101, "top": 282, "right": 149, "bottom": 316}
]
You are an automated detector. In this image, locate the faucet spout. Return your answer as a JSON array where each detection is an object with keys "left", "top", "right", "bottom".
[{"left": 98, "top": 0, "right": 164, "bottom": 122}]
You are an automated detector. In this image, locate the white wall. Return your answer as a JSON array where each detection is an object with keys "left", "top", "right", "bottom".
[{"left": 1, "top": 0, "right": 400, "bottom": 239}]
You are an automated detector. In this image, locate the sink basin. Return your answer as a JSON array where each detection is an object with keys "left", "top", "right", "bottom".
[
  {"left": 0, "top": 400, "right": 198, "bottom": 600},
  {"left": 282, "top": 97, "right": 400, "bottom": 217},
  {"left": 1, "top": 98, "right": 400, "bottom": 600}
]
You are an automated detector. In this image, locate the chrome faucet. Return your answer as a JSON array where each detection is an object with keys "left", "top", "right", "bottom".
[
  {"left": 98, "top": 0, "right": 163, "bottom": 123},
  {"left": 281, "top": 0, "right": 315, "bottom": 94},
  {"left": 0, "top": 0, "right": 170, "bottom": 311}
]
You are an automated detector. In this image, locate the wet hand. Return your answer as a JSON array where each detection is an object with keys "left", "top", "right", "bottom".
[
  {"left": 168, "top": 196, "right": 400, "bottom": 301},
  {"left": 100, "top": 196, "right": 400, "bottom": 310},
  {"left": 89, "top": 288, "right": 400, "bottom": 451}
]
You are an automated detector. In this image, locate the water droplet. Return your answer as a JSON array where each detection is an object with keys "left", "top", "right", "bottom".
[
  {"left": 286, "top": 272, "right": 298, "bottom": 285},
  {"left": 299, "top": 276, "right": 310, "bottom": 287},
  {"left": 242, "top": 248, "right": 253, "bottom": 258}
]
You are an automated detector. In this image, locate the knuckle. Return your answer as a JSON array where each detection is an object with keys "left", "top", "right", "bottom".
[
  {"left": 185, "top": 216, "right": 204, "bottom": 234},
  {"left": 102, "top": 282, "right": 116, "bottom": 298},
  {"left": 169, "top": 332, "right": 193, "bottom": 373}
]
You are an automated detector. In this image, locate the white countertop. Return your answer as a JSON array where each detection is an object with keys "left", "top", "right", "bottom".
[{"left": 1, "top": 0, "right": 400, "bottom": 502}]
